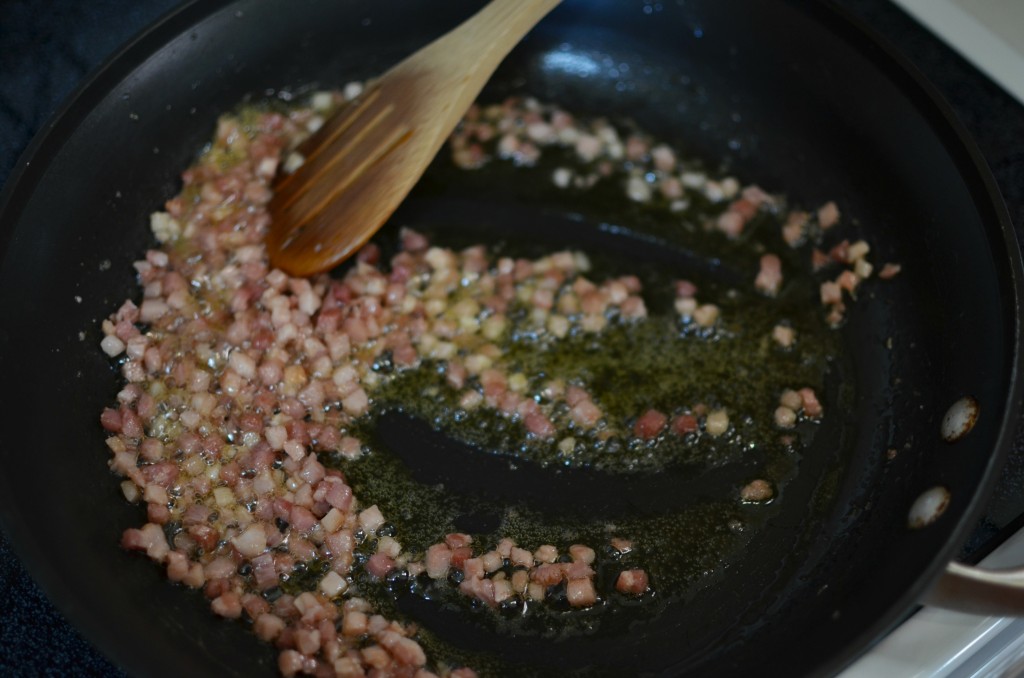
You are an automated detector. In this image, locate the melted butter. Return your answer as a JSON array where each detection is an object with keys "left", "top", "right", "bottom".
[{"left": 249, "top": 97, "right": 849, "bottom": 673}]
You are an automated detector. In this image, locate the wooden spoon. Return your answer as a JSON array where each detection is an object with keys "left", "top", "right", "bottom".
[{"left": 266, "top": 0, "right": 563, "bottom": 276}]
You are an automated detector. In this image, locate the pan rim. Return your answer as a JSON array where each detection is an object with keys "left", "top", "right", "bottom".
[
  {"left": 791, "top": 1, "right": 1024, "bottom": 674},
  {"left": 0, "top": 2, "right": 244, "bottom": 675}
]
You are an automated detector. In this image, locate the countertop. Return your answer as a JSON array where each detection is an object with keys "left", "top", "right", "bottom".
[{"left": 2, "top": 0, "right": 1023, "bottom": 675}]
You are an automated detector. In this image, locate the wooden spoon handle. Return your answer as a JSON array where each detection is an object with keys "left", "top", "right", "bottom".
[
  {"left": 391, "top": 0, "right": 563, "bottom": 134},
  {"left": 432, "top": 0, "right": 564, "bottom": 69}
]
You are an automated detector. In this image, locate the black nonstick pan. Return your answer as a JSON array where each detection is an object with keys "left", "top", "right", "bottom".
[{"left": 0, "top": 1, "right": 1021, "bottom": 676}]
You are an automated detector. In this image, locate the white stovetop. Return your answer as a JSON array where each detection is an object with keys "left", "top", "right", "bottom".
[
  {"left": 841, "top": 523, "right": 1024, "bottom": 677},
  {"left": 889, "top": 0, "right": 1024, "bottom": 105}
]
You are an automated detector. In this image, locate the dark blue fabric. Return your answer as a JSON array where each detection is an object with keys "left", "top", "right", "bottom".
[{"left": 0, "top": 0, "right": 1022, "bottom": 675}]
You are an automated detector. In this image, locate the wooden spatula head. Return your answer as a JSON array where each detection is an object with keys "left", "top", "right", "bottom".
[{"left": 265, "top": 0, "right": 563, "bottom": 277}]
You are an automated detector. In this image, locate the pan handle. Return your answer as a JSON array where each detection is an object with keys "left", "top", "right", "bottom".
[{"left": 925, "top": 562, "right": 1024, "bottom": 616}]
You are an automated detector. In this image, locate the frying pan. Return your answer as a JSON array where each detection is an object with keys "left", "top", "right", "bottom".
[{"left": 0, "top": 0, "right": 1020, "bottom": 676}]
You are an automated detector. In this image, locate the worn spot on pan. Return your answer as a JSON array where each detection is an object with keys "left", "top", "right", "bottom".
[
  {"left": 941, "top": 396, "right": 979, "bottom": 443},
  {"left": 908, "top": 486, "right": 951, "bottom": 529}
]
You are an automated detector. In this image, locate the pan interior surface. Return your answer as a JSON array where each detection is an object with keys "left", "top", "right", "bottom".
[{"left": 0, "top": 0, "right": 1018, "bottom": 677}]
